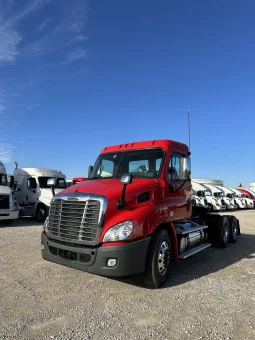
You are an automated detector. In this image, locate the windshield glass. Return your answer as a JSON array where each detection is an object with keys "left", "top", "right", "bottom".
[
  {"left": 90, "top": 148, "right": 164, "bottom": 179},
  {"left": 0, "top": 173, "right": 7, "bottom": 186},
  {"left": 204, "top": 190, "right": 212, "bottom": 197},
  {"left": 38, "top": 177, "right": 67, "bottom": 189}
]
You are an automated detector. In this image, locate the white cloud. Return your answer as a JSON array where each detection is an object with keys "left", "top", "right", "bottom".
[
  {"left": 36, "top": 19, "right": 50, "bottom": 33},
  {"left": 67, "top": 48, "right": 87, "bottom": 62},
  {"left": 0, "top": 143, "right": 13, "bottom": 163},
  {"left": 0, "top": 0, "right": 88, "bottom": 65},
  {"left": 0, "top": 27, "right": 21, "bottom": 65},
  {"left": 28, "top": 104, "right": 40, "bottom": 109}
]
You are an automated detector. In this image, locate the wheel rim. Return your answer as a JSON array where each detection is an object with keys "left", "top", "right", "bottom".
[
  {"left": 38, "top": 208, "right": 45, "bottom": 220},
  {"left": 232, "top": 221, "right": 237, "bottom": 240},
  {"left": 223, "top": 223, "right": 229, "bottom": 243},
  {"left": 158, "top": 241, "right": 170, "bottom": 276}
]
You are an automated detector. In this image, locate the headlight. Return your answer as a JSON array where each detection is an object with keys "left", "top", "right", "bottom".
[
  {"left": 103, "top": 220, "right": 136, "bottom": 242},
  {"left": 43, "top": 217, "right": 49, "bottom": 235}
]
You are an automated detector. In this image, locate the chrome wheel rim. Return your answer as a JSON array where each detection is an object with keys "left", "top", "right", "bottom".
[
  {"left": 232, "top": 222, "right": 237, "bottom": 240},
  {"left": 223, "top": 223, "right": 229, "bottom": 243},
  {"left": 158, "top": 241, "right": 170, "bottom": 276}
]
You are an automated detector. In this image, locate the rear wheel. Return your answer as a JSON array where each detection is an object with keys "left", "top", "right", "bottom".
[
  {"left": 143, "top": 229, "right": 171, "bottom": 288},
  {"left": 224, "top": 216, "right": 238, "bottom": 243},
  {"left": 217, "top": 216, "right": 230, "bottom": 248}
]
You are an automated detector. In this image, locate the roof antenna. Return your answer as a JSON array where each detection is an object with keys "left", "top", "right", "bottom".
[{"left": 188, "top": 110, "right": 191, "bottom": 151}]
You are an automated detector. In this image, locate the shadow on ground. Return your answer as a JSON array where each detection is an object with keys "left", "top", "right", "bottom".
[{"left": 117, "top": 233, "right": 255, "bottom": 289}]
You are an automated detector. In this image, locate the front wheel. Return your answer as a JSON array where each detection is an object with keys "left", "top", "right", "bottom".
[
  {"left": 36, "top": 204, "right": 47, "bottom": 222},
  {"left": 143, "top": 229, "right": 171, "bottom": 288}
]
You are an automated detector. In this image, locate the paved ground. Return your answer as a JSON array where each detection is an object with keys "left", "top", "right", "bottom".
[{"left": 0, "top": 210, "right": 255, "bottom": 340}]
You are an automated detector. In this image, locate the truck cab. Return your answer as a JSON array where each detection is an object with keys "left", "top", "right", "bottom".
[
  {"left": 0, "top": 161, "right": 19, "bottom": 224},
  {"left": 41, "top": 139, "right": 240, "bottom": 288},
  {"left": 190, "top": 181, "right": 208, "bottom": 212},
  {"left": 236, "top": 188, "right": 255, "bottom": 208},
  {"left": 13, "top": 167, "right": 67, "bottom": 221},
  {"left": 193, "top": 182, "right": 225, "bottom": 211},
  {"left": 230, "top": 188, "right": 253, "bottom": 209}
]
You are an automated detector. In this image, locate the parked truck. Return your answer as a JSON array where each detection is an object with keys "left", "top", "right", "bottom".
[
  {"left": 192, "top": 181, "right": 225, "bottom": 212},
  {"left": 0, "top": 161, "right": 19, "bottom": 224},
  {"left": 229, "top": 188, "right": 254, "bottom": 209},
  {"left": 201, "top": 183, "right": 236, "bottom": 210},
  {"left": 236, "top": 187, "right": 255, "bottom": 208},
  {"left": 13, "top": 166, "right": 67, "bottom": 221},
  {"left": 190, "top": 181, "right": 208, "bottom": 212},
  {"left": 41, "top": 139, "right": 240, "bottom": 288}
]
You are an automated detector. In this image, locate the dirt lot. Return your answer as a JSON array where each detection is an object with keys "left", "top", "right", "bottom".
[{"left": 0, "top": 211, "right": 255, "bottom": 340}]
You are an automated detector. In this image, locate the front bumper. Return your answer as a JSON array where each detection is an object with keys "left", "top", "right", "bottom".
[
  {"left": 41, "top": 232, "right": 151, "bottom": 277},
  {"left": 0, "top": 210, "right": 19, "bottom": 221}
]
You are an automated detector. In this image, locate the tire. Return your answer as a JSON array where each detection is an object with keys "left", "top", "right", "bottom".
[
  {"left": 208, "top": 204, "right": 213, "bottom": 212},
  {"left": 36, "top": 204, "right": 47, "bottom": 222},
  {"left": 217, "top": 216, "right": 230, "bottom": 248},
  {"left": 224, "top": 216, "right": 238, "bottom": 243},
  {"left": 143, "top": 229, "right": 171, "bottom": 288}
]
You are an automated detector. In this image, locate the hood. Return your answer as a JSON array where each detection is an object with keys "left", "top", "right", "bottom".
[
  {"left": 59, "top": 178, "right": 159, "bottom": 201},
  {"left": 0, "top": 185, "right": 11, "bottom": 195},
  {"left": 40, "top": 188, "right": 64, "bottom": 206}
]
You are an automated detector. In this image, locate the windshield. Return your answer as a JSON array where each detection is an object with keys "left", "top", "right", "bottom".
[
  {"left": 0, "top": 173, "right": 7, "bottom": 186},
  {"left": 204, "top": 190, "right": 212, "bottom": 197},
  {"left": 38, "top": 177, "right": 67, "bottom": 189},
  {"left": 90, "top": 148, "right": 164, "bottom": 179}
]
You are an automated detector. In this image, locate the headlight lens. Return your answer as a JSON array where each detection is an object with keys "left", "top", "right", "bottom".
[
  {"left": 43, "top": 217, "right": 49, "bottom": 234},
  {"left": 103, "top": 220, "right": 136, "bottom": 242}
]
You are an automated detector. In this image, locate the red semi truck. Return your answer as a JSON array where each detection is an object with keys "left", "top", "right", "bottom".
[{"left": 41, "top": 139, "right": 240, "bottom": 288}]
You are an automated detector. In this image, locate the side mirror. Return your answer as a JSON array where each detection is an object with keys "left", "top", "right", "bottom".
[
  {"left": 47, "top": 178, "right": 57, "bottom": 196},
  {"left": 117, "top": 174, "right": 133, "bottom": 209},
  {"left": 88, "top": 165, "right": 93, "bottom": 177},
  {"left": 47, "top": 178, "right": 57, "bottom": 187},
  {"left": 121, "top": 174, "right": 133, "bottom": 185},
  {"left": 180, "top": 157, "right": 191, "bottom": 180}
]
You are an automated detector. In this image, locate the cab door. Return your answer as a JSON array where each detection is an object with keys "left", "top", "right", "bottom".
[
  {"left": 26, "top": 177, "right": 38, "bottom": 204},
  {"left": 165, "top": 152, "right": 192, "bottom": 221}
]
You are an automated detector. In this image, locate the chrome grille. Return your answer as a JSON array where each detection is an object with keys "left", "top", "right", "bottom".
[{"left": 48, "top": 197, "right": 102, "bottom": 245}]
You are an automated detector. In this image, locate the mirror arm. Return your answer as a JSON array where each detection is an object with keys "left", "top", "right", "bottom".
[
  {"left": 170, "top": 179, "right": 190, "bottom": 193},
  {"left": 51, "top": 186, "right": 55, "bottom": 196},
  {"left": 117, "top": 184, "right": 127, "bottom": 209}
]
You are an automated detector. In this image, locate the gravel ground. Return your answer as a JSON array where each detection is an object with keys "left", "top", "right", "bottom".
[{"left": 0, "top": 211, "right": 255, "bottom": 340}]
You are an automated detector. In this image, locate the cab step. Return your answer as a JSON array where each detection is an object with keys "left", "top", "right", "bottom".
[{"left": 178, "top": 243, "right": 211, "bottom": 259}]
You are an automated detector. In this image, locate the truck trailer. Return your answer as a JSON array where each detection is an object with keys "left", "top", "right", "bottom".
[{"left": 41, "top": 140, "right": 240, "bottom": 288}]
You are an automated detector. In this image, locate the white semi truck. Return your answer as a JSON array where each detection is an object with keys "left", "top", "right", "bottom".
[
  {"left": 13, "top": 166, "right": 67, "bottom": 221},
  {"left": 203, "top": 184, "right": 236, "bottom": 210},
  {"left": 0, "top": 161, "right": 19, "bottom": 224},
  {"left": 191, "top": 181, "right": 208, "bottom": 212},
  {"left": 229, "top": 188, "right": 253, "bottom": 209},
  {"left": 192, "top": 181, "right": 225, "bottom": 212}
]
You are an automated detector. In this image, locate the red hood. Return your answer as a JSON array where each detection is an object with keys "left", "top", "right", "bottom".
[{"left": 58, "top": 178, "right": 159, "bottom": 203}]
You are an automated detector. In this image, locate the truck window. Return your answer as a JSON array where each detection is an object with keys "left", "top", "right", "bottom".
[
  {"left": 168, "top": 153, "right": 183, "bottom": 180},
  {"left": 129, "top": 160, "right": 149, "bottom": 173},
  {"left": 90, "top": 148, "right": 164, "bottom": 179},
  {"left": 27, "top": 178, "right": 37, "bottom": 189},
  {"left": 38, "top": 177, "right": 67, "bottom": 189},
  {"left": 97, "top": 159, "right": 114, "bottom": 178},
  {"left": 0, "top": 174, "right": 7, "bottom": 186}
]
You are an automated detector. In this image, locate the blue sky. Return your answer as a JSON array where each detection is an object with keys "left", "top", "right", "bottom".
[{"left": 0, "top": 0, "right": 255, "bottom": 188}]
